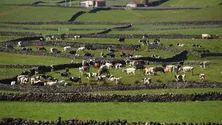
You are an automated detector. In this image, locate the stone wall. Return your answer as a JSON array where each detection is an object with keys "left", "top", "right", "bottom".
[
  {"left": 1, "top": 117, "right": 221, "bottom": 125},
  {"left": 0, "top": 92, "right": 221, "bottom": 102},
  {"left": 0, "top": 82, "right": 221, "bottom": 93}
]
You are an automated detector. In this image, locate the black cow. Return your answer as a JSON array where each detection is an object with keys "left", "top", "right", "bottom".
[
  {"left": 61, "top": 72, "right": 71, "bottom": 77},
  {"left": 69, "top": 50, "right": 76, "bottom": 55},
  {"left": 84, "top": 52, "right": 94, "bottom": 57},
  {"left": 105, "top": 53, "right": 115, "bottom": 58},
  {"left": 70, "top": 77, "right": 81, "bottom": 83},
  {"left": 118, "top": 37, "right": 125, "bottom": 42}
]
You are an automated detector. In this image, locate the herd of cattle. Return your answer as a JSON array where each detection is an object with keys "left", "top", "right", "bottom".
[
  {"left": 13, "top": 58, "right": 209, "bottom": 86},
  {"left": 4, "top": 34, "right": 213, "bottom": 86}
]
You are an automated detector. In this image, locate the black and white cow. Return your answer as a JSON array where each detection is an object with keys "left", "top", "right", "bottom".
[
  {"left": 70, "top": 77, "right": 81, "bottom": 83},
  {"left": 175, "top": 74, "right": 186, "bottom": 82}
]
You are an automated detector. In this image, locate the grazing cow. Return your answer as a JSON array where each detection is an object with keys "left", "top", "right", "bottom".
[
  {"left": 105, "top": 53, "right": 115, "bottom": 58},
  {"left": 57, "top": 80, "right": 68, "bottom": 86},
  {"left": 70, "top": 77, "right": 81, "bottom": 83},
  {"left": 94, "top": 62, "right": 101, "bottom": 68},
  {"left": 45, "top": 81, "right": 58, "bottom": 86},
  {"left": 118, "top": 37, "right": 125, "bottom": 42},
  {"left": 200, "top": 61, "right": 209, "bottom": 69},
  {"left": 107, "top": 47, "right": 115, "bottom": 53},
  {"left": 179, "top": 66, "right": 194, "bottom": 75},
  {"left": 192, "top": 44, "right": 202, "bottom": 48},
  {"left": 202, "top": 34, "right": 211, "bottom": 39},
  {"left": 6, "top": 45, "right": 14, "bottom": 49},
  {"left": 79, "top": 66, "right": 90, "bottom": 76},
  {"left": 175, "top": 74, "right": 186, "bottom": 82},
  {"left": 152, "top": 38, "right": 160, "bottom": 44},
  {"left": 31, "top": 79, "right": 45, "bottom": 86},
  {"left": 115, "top": 63, "right": 123, "bottom": 69},
  {"left": 17, "top": 41, "right": 23, "bottom": 47},
  {"left": 63, "top": 46, "right": 71, "bottom": 52},
  {"left": 143, "top": 67, "right": 156, "bottom": 75},
  {"left": 142, "top": 34, "right": 148, "bottom": 39},
  {"left": 153, "top": 67, "right": 165, "bottom": 73},
  {"left": 77, "top": 46, "right": 86, "bottom": 52},
  {"left": 85, "top": 72, "right": 99, "bottom": 80},
  {"left": 199, "top": 73, "right": 205, "bottom": 81},
  {"left": 177, "top": 43, "right": 184, "bottom": 47},
  {"left": 17, "top": 75, "right": 29, "bottom": 85},
  {"left": 50, "top": 48, "right": 60, "bottom": 53},
  {"left": 84, "top": 52, "right": 94, "bottom": 57},
  {"left": 98, "top": 65, "right": 110, "bottom": 75},
  {"left": 96, "top": 75, "right": 106, "bottom": 81},
  {"left": 141, "top": 78, "right": 151, "bottom": 84},
  {"left": 120, "top": 52, "right": 133, "bottom": 58},
  {"left": 138, "top": 39, "right": 149, "bottom": 45},
  {"left": 69, "top": 50, "right": 76, "bottom": 55},
  {"left": 61, "top": 72, "right": 71, "bottom": 77},
  {"left": 105, "top": 62, "right": 113, "bottom": 69},
  {"left": 150, "top": 55, "right": 161, "bottom": 59},
  {"left": 163, "top": 65, "right": 180, "bottom": 73},
  {"left": 108, "top": 75, "right": 122, "bottom": 84},
  {"left": 134, "top": 64, "right": 145, "bottom": 70},
  {"left": 36, "top": 46, "right": 46, "bottom": 51},
  {"left": 122, "top": 67, "right": 136, "bottom": 75},
  {"left": 22, "top": 47, "right": 32, "bottom": 51},
  {"left": 73, "top": 35, "right": 81, "bottom": 40},
  {"left": 11, "top": 81, "right": 16, "bottom": 85}
]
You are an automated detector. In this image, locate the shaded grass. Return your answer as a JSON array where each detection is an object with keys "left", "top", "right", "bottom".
[
  {"left": 88, "top": 88, "right": 222, "bottom": 95},
  {"left": 0, "top": 101, "right": 221, "bottom": 122}
]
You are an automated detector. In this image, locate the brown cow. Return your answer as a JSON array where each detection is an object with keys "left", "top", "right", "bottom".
[{"left": 36, "top": 46, "right": 46, "bottom": 51}]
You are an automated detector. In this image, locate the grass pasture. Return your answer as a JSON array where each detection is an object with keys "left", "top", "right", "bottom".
[{"left": 0, "top": 101, "right": 221, "bottom": 122}]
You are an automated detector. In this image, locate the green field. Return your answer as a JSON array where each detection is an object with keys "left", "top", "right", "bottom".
[
  {"left": 0, "top": 0, "right": 222, "bottom": 123},
  {"left": 0, "top": 101, "right": 221, "bottom": 122}
]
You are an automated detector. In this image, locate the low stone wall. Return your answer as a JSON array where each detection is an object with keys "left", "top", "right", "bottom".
[
  {"left": 1, "top": 40, "right": 141, "bottom": 50},
  {"left": 0, "top": 92, "right": 221, "bottom": 102},
  {"left": 1, "top": 117, "right": 221, "bottom": 125},
  {"left": 68, "top": 11, "right": 86, "bottom": 22},
  {"left": 131, "top": 50, "right": 188, "bottom": 62},
  {"left": 1, "top": 20, "right": 221, "bottom": 25},
  {"left": 0, "top": 82, "right": 221, "bottom": 93}
]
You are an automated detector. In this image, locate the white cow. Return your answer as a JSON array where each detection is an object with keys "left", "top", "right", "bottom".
[
  {"left": 200, "top": 61, "right": 209, "bottom": 69},
  {"left": 73, "top": 35, "right": 81, "bottom": 40},
  {"left": 108, "top": 75, "right": 122, "bottom": 84},
  {"left": 122, "top": 67, "right": 136, "bottom": 75},
  {"left": 105, "top": 62, "right": 113, "bottom": 69},
  {"left": 17, "top": 75, "right": 29, "bottom": 85},
  {"left": 179, "top": 66, "right": 194, "bottom": 75},
  {"left": 17, "top": 41, "right": 22, "bottom": 47},
  {"left": 50, "top": 48, "right": 59, "bottom": 53},
  {"left": 142, "top": 78, "right": 151, "bottom": 84},
  {"left": 199, "top": 74, "right": 205, "bottom": 81},
  {"left": 77, "top": 47, "right": 85, "bottom": 52},
  {"left": 63, "top": 46, "right": 71, "bottom": 52},
  {"left": 11, "top": 81, "right": 16, "bottom": 85},
  {"left": 202, "top": 34, "right": 211, "bottom": 39}
]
